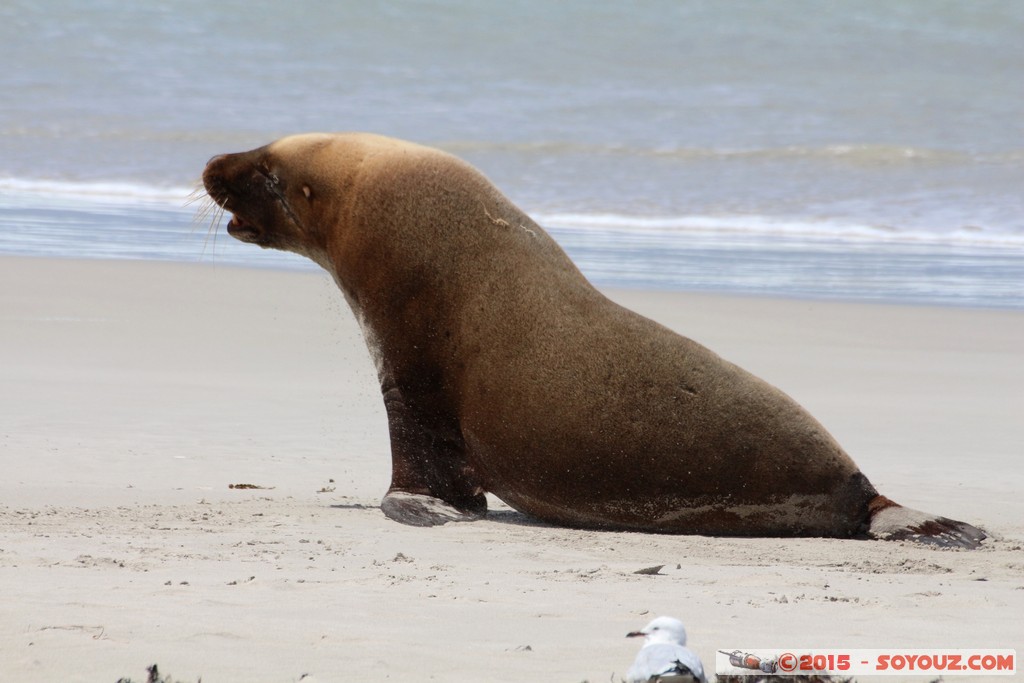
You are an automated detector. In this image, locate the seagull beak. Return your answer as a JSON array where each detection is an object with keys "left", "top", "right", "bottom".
[{"left": 626, "top": 630, "right": 645, "bottom": 638}]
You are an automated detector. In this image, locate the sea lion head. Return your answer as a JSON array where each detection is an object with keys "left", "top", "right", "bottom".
[{"left": 201, "top": 134, "right": 349, "bottom": 265}]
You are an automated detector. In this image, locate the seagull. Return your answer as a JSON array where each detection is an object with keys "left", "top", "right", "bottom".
[{"left": 625, "top": 616, "right": 707, "bottom": 683}]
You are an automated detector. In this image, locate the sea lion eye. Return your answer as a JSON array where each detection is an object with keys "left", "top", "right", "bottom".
[{"left": 302, "top": 185, "right": 312, "bottom": 200}]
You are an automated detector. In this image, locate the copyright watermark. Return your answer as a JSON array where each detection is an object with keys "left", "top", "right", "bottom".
[{"left": 716, "top": 649, "right": 1016, "bottom": 676}]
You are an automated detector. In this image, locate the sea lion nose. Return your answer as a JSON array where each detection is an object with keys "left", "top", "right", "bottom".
[
  {"left": 201, "top": 155, "right": 233, "bottom": 197},
  {"left": 205, "top": 153, "right": 228, "bottom": 168}
]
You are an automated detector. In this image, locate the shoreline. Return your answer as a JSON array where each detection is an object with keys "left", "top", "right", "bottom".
[
  {"left": 3, "top": 184, "right": 1024, "bottom": 308},
  {"left": 3, "top": 245, "right": 1024, "bottom": 312},
  {"left": 1, "top": 255, "right": 1021, "bottom": 681}
]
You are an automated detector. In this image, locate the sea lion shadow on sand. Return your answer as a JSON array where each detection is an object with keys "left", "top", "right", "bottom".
[{"left": 202, "top": 132, "right": 985, "bottom": 549}]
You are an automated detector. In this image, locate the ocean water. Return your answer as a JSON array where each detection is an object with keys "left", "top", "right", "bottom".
[{"left": 1, "top": 1, "right": 1022, "bottom": 307}]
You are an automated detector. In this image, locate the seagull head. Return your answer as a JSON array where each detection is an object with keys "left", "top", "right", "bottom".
[{"left": 626, "top": 616, "right": 688, "bottom": 647}]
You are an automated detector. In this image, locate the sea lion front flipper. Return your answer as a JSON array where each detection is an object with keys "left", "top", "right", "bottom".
[
  {"left": 380, "top": 491, "right": 484, "bottom": 527},
  {"left": 379, "top": 386, "right": 487, "bottom": 526}
]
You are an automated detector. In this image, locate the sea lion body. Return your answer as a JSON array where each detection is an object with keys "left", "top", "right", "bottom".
[{"left": 202, "top": 133, "right": 984, "bottom": 546}]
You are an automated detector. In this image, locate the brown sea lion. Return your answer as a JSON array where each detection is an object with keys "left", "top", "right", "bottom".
[{"left": 201, "top": 132, "right": 985, "bottom": 547}]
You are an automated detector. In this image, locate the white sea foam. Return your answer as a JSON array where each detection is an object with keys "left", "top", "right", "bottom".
[
  {"left": 535, "top": 212, "right": 1024, "bottom": 249},
  {"left": 0, "top": 177, "right": 195, "bottom": 206}
]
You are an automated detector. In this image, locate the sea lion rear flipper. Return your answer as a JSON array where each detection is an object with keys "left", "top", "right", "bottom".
[{"left": 866, "top": 495, "right": 986, "bottom": 548}]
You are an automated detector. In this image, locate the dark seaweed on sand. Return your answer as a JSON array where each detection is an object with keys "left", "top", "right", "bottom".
[{"left": 116, "top": 664, "right": 199, "bottom": 683}]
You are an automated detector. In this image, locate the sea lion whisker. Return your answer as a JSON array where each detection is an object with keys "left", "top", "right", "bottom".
[
  {"left": 189, "top": 193, "right": 220, "bottom": 231},
  {"left": 186, "top": 186, "right": 227, "bottom": 261},
  {"left": 184, "top": 183, "right": 208, "bottom": 207},
  {"left": 190, "top": 196, "right": 215, "bottom": 226},
  {"left": 200, "top": 204, "right": 225, "bottom": 260}
]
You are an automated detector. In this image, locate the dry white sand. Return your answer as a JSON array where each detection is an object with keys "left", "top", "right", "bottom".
[{"left": 1, "top": 256, "right": 1021, "bottom": 682}]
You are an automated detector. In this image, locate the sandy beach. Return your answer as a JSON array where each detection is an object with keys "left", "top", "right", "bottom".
[{"left": 1, "top": 255, "right": 1021, "bottom": 682}]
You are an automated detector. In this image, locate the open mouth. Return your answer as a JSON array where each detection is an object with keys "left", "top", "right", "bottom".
[{"left": 226, "top": 213, "right": 261, "bottom": 243}]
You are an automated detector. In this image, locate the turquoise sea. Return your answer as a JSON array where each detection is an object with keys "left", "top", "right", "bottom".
[{"left": 2, "top": 1, "right": 1022, "bottom": 307}]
